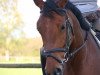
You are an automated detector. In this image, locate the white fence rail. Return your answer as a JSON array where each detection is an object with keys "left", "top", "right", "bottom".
[{"left": 0, "top": 56, "right": 40, "bottom": 63}]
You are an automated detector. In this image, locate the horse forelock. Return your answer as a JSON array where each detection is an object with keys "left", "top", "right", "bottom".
[{"left": 41, "top": 0, "right": 66, "bottom": 17}]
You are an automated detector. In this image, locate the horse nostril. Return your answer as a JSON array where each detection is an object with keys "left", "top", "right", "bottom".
[
  {"left": 56, "top": 68, "right": 62, "bottom": 72},
  {"left": 53, "top": 68, "right": 62, "bottom": 75}
]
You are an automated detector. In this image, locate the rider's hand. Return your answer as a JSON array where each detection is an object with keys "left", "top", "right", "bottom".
[{"left": 86, "top": 12, "right": 98, "bottom": 22}]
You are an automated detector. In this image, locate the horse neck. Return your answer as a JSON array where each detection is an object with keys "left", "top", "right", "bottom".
[
  {"left": 65, "top": 11, "right": 100, "bottom": 75},
  {"left": 68, "top": 10, "right": 99, "bottom": 65}
]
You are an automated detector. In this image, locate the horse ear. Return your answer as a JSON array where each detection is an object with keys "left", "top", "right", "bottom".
[
  {"left": 55, "top": 0, "right": 68, "bottom": 8},
  {"left": 33, "top": 0, "right": 44, "bottom": 9}
]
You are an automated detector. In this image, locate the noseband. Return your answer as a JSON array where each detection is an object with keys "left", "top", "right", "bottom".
[{"left": 40, "top": 0, "right": 88, "bottom": 75}]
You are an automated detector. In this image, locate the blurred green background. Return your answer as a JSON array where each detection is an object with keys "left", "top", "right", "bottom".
[
  {"left": 0, "top": 0, "right": 42, "bottom": 75},
  {"left": 0, "top": 68, "right": 42, "bottom": 75}
]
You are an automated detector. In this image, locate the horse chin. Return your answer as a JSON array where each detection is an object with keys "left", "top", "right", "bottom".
[{"left": 47, "top": 67, "right": 63, "bottom": 75}]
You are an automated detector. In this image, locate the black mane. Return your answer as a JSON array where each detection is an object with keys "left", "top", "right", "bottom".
[
  {"left": 65, "top": 1, "right": 90, "bottom": 31},
  {"left": 41, "top": 0, "right": 66, "bottom": 17}
]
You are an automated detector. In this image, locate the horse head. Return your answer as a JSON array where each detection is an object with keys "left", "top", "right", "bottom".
[{"left": 33, "top": 0, "right": 86, "bottom": 75}]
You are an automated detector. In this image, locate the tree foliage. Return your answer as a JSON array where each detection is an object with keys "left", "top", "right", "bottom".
[
  {"left": 0, "top": 0, "right": 24, "bottom": 53},
  {"left": 0, "top": 0, "right": 42, "bottom": 57}
]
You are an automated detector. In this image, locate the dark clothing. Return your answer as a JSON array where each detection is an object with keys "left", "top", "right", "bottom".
[{"left": 96, "top": 31, "right": 100, "bottom": 40}]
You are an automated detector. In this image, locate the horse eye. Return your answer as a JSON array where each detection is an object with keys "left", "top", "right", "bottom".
[{"left": 61, "top": 25, "right": 65, "bottom": 30}]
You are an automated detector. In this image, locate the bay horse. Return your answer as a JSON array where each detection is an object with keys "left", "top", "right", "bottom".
[{"left": 33, "top": 0, "right": 100, "bottom": 75}]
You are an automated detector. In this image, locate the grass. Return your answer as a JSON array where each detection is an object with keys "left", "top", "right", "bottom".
[
  {"left": 0, "top": 37, "right": 43, "bottom": 75},
  {"left": 0, "top": 68, "right": 42, "bottom": 75}
]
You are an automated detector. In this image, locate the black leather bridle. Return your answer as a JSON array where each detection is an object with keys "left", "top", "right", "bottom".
[
  {"left": 40, "top": 18, "right": 88, "bottom": 75},
  {"left": 40, "top": 0, "right": 88, "bottom": 75}
]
